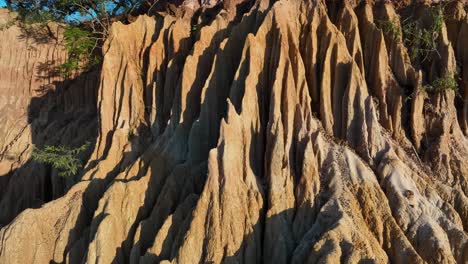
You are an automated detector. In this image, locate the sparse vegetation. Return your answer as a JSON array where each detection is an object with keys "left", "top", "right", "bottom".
[
  {"left": 31, "top": 142, "right": 90, "bottom": 177},
  {"left": 401, "top": 4, "right": 445, "bottom": 64},
  {"left": 58, "top": 26, "right": 100, "bottom": 77},
  {"left": 421, "top": 74, "right": 458, "bottom": 93},
  {"left": 377, "top": 18, "right": 402, "bottom": 41},
  {"left": 377, "top": 5, "right": 445, "bottom": 64}
]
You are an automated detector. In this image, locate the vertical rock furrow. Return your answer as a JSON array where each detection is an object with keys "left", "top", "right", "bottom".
[
  {"left": 0, "top": 1, "right": 467, "bottom": 264},
  {"left": 0, "top": 9, "right": 98, "bottom": 231}
]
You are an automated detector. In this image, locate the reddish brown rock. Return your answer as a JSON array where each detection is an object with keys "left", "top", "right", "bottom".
[{"left": 0, "top": 9, "right": 98, "bottom": 227}]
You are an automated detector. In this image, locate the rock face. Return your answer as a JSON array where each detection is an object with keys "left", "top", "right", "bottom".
[
  {"left": 0, "top": 9, "right": 99, "bottom": 227},
  {"left": 0, "top": 0, "right": 467, "bottom": 263}
]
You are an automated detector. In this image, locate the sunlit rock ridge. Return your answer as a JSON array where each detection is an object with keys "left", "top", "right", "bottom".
[{"left": 0, "top": 0, "right": 467, "bottom": 263}]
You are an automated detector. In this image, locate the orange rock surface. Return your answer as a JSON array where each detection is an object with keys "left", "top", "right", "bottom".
[{"left": 0, "top": 1, "right": 467, "bottom": 263}]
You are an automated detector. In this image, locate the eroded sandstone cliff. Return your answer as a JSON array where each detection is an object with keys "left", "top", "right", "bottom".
[
  {"left": 0, "top": 9, "right": 99, "bottom": 227},
  {"left": 0, "top": 0, "right": 467, "bottom": 263}
]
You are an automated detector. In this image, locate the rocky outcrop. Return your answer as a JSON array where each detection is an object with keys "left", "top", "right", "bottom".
[
  {"left": 0, "top": 9, "right": 99, "bottom": 227},
  {"left": 0, "top": 0, "right": 467, "bottom": 263}
]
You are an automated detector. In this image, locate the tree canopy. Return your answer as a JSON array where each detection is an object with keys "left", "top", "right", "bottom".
[{"left": 5, "top": 0, "right": 147, "bottom": 34}]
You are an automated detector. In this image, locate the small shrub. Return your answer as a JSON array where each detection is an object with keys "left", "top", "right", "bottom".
[
  {"left": 31, "top": 142, "right": 90, "bottom": 177},
  {"left": 401, "top": 5, "right": 445, "bottom": 63},
  {"left": 191, "top": 24, "right": 200, "bottom": 34},
  {"left": 377, "top": 18, "right": 402, "bottom": 41},
  {"left": 421, "top": 74, "right": 458, "bottom": 93}
]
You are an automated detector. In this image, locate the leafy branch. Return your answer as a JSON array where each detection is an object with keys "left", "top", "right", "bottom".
[
  {"left": 376, "top": 18, "right": 402, "bottom": 41},
  {"left": 58, "top": 26, "right": 102, "bottom": 77},
  {"left": 31, "top": 142, "right": 90, "bottom": 177}
]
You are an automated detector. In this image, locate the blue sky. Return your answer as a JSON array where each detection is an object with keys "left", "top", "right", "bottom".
[{"left": 0, "top": 0, "right": 6, "bottom": 8}]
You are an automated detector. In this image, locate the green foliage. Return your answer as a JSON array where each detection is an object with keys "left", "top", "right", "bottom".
[
  {"left": 377, "top": 18, "right": 402, "bottom": 41},
  {"left": 5, "top": 0, "right": 144, "bottom": 27},
  {"left": 31, "top": 142, "right": 90, "bottom": 177},
  {"left": 401, "top": 5, "right": 445, "bottom": 64},
  {"left": 63, "top": 26, "right": 95, "bottom": 54},
  {"left": 58, "top": 26, "right": 99, "bottom": 77},
  {"left": 57, "top": 58, "right": 80, "bottom": 76},
  {"left": 421, "top": 74, "right": 458, "bottom": 93},
  {"left": 18, "top": 9, "right": 58, "bottom": 25},
  {"left": 191, "top": 24, "right": 200, "bottom": 34}
]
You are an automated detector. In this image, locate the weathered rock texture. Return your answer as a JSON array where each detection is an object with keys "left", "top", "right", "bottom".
[
  {"left": 0, "top": 0, "right": 467, "bottom": 263},
  {"left": 0, "top": 9, "right": 99, "bottom": 227}
]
